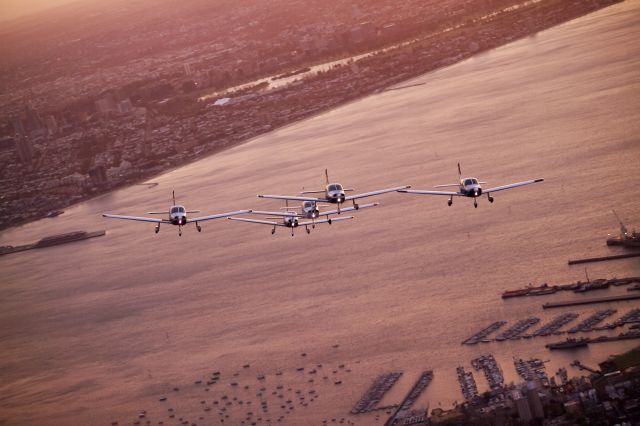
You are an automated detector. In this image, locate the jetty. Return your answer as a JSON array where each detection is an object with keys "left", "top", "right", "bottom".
[{"left": 543, "top": 294, "right": 640, "bottom": 309}]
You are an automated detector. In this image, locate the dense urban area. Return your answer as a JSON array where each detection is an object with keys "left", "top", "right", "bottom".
[{"left": 0, "top": 0, "right": 621, "bottom": 230}]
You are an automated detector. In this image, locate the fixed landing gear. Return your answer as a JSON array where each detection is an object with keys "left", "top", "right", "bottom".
[
  {"left": 155, "top": 224, "right": 160, "bottom": 234},
  {"left": 328, "top": 218, "right": 333, "bottom": 225},
  {"left": 196, "top": 222, "right": 202, "bottom": 232},
  {"left": 487, "top": 194, "right": 494, "bottom": 203},
  {"left": 352, "top": 200, "right": 359, "bottom": 210},
  {"left": 271, "top": 226, "right": 276, "bottom": 235},
  {"left": 447, "top": 197, "right": 453, "bottom": 207},
  {"left": 178, "top": 225, "right": 182, "bottom": 237},
  {"left": 474, "top": 199, "right": 478, "bottom": 208},
  {"left": 306, "top": 226, "right": 311, "bottom": 234},
  {"left": 291, "top": 228, "right": 295, "bottom": 237}
]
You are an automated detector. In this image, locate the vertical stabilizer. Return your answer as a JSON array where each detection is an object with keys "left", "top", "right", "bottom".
[
  {"left": 457, "top": 163, "right": 462, "bottom": 179},
  {"left": 325, "top": 169, "right": 330, "bottom": 185}
]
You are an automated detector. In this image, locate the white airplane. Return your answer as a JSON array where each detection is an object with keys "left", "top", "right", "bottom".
[
  {"left": 228, "top": 211, "right": 354, "bottom": 236},
  {"left": 258, "top": 169, "right": 410, "bottom": 212},
  {"left": 102, "top": 191, "right": 251, "bottom": 236},
  {"left": 399, "top": 163, "right": 544, "bottom": 208},
  {"left": 271, "top": 200, "right": 379, "bottom": 220}
]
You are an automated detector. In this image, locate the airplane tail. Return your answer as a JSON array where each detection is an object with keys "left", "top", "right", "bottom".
[
  {"left": 172, "top": 190, "right": 176, "bottom": 205},
  {"left": 325, "top": 169, "right": 329, "bottom": 185},
  {"left": 457, "top": 163, "right": 462, "bottom": 179}
]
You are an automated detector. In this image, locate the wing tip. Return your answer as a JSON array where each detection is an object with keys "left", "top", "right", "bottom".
[{"left": 534, "top": 178, "right": 544, "bottom": 183}]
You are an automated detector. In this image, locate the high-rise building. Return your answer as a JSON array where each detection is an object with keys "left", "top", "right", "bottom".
[
  {"left": 11, "top": 116, "right": 34, "bottom": 165},
  {"left": 526, "top": 382, "right": 544, "bottom": 419},
  {"left": 513, "top": 390, "right": 533, "bottom": 423},
  {"left": 14, "top": 136, "right": 34, "bottom": 165}
]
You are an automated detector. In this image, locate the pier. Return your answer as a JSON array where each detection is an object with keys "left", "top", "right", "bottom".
[
  {"left": 495, "top": 317, "right": 540, "bottom": 341},
  {"left": 548, "top": 331, "right": 640, "bottom": 350},
  {"left": 502, "top": 276, "right": 640, "bottom": 299},
  {"left": 568, "top": 252, "right": 640, "bottom": 265},
  {"left": 351, "top": 372, "right": 402, "bottom": 415},
  {"left": 384, "top": 371, "right": 433, "bottom": 426},
  {"left": 462, "top": 321, "right": 507, "bottom": 345},
  {"left": 543, "top": 294, "right": 640, "bottom": 309},
  {"left": 532, "top": 313, "right": 579, "bottom": 337},
  {"left": 567, "top": 309, "right": 617, "bottom": 333},
  {"left": 456, "top": 367, "right": 479, "bottom": 402}
]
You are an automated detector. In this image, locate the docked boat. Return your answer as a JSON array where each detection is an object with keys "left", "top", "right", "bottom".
[{"left": 545, "top": 338, "right": 589, "bottom": 350}]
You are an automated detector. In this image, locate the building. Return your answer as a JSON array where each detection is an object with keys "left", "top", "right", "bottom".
[
  {"left": 526, "top": 381, "right": 545, "bottom": 419},
  {"left": 513, "top": 390, "right": 533, "bottom": 423},
  {"left": 14, "top": 136, "right": 34, "bottom": 165}
]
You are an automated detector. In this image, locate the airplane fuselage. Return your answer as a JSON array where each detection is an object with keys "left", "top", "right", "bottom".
[
  {"left": 460, "top": 178, "right": 482, "bottom": 197},
  {"left": 325, "top": 183, "right": 346, "bottom": 203},
  {"left": 169, "top": 205, "right": 187, "bottom": 225},
  {"left": 301, "top": 201, "right": 320, "bottom": 218},
  {"left": 283, "top": 214, "right": 299, "bottom": 228}
]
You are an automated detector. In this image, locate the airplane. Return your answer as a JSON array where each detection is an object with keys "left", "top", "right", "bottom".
[
  {"left": 257, "top": 169, "right": 410, "bottom": 212},
  {"left": 228, "top": 211, "right": 354, "bottom": 236},
  {"left": 399, "top": 163, "right": 544, "bottom": 208},
  {"left": 102, "top": 191, "right": 251, "bottom": 236},
  {"left": 270, "top": 200, "right": 379, "bottom": 221}
]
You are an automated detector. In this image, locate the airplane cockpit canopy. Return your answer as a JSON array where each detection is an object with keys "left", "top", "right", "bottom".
[
  {"left": 303, "top": 201, "right": 315, "bottom": 208},
  {"left": 171, "top": 206, "right": 186, "bottom": 214},
  {"left": 464, "top": 178, "right": 478, "bottom": 186},
  {"left": 328, "top": 184, "right": 343, "bottom": 192}
]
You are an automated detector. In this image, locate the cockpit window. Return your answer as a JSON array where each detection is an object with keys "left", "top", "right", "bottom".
[
  {"left": 328, "top": 184, "right": 337, "bottom": 191},
  {"left": 471, "top": 179, "right": 478, "bottom": 185},
  {"left": 335, "top": 184, "right": 343, "bottom": 191},
  {"left": 170, "top": 207, "right": 179, "bottom": 213},
  {"left": 178, "top": 207, "right": 185, "bottom": 213},
  {"left": 464, "top": 179, "right": 474, "bottom": 186}
]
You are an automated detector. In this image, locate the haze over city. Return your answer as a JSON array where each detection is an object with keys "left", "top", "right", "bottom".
[{"left": 1, "top": 0, "right": 639, "bottom": 425}]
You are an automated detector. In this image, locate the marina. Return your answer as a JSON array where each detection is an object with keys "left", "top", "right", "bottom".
[
  {"left": 471, "top": 355, "right": 504, "bottom": 391},
  {"left": 513, "top": 358, "right": 549, "bottom": 385}
]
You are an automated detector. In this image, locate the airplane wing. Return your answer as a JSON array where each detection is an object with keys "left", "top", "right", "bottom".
[
  {"left": 188, "top": 210, "right": 252, "bottom": 222},
  {"left": 102, "top": 214, "right": 166, "bottom": 223},
  {"left": 398, "top": 189, "right": 464, "bottom": 196},
  {"left": 483, "top": 178, "right": 544, "bottom": 193},
  {"left": 258, "top": 194, "right": 325, "bottom": 202},
  {"left": 248, "top": 210, "right": 302, "bottom": 217},
  {"left": 320, "top": 202, "right": 379, "bottom": 216},
  {"left": 298, "top": 216, "right": 354, "bottom": 226},
  {"left": 227, "top": 217, "right": 286, "bottom": 227},
  {"left": 344, "top": 185, "right": 411, "bottom": 201}
]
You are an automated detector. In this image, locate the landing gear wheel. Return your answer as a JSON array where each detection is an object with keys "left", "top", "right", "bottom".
[
  {"left": 197, "top": 225, "right": 202, "bottom": 232},
  {"left": 447, "top": 199, "right": 452, "bottom": 207},
  {"left": 474, "top": 201, "right": 478, "bottom": 208}
]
